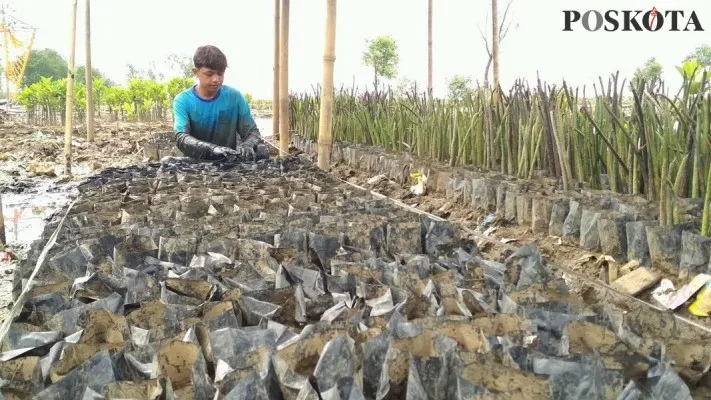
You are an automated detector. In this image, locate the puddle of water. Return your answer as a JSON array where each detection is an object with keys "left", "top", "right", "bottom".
[{"left": 2, "top": 181, "right": 75, "bottom": 247}]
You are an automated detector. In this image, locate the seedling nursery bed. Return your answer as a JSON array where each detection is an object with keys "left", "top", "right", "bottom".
[{"left": 0, "top": 156, "right": 707, "bottom": 399}]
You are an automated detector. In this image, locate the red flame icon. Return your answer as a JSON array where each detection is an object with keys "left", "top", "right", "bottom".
[{"left": 650, "top": 6, "right": 657, "bottom": 30}]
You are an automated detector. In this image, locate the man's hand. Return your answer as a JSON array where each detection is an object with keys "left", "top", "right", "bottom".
[
  {"left": 212, "top": 146, "right": 241, "bottom": 161},
  {"left": 237, "top": 143, "right": 256, "bottom": 161}
]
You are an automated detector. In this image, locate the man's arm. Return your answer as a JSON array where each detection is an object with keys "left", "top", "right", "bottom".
[
  {"left": 235, "top": 92, "right": 262, "bottom": 148},
  {"left": 173, "top": 95, "right": 221, "bottom": 160}
]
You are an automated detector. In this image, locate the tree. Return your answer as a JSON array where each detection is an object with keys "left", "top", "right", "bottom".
[
  {"left": 491, "top": 0, "right": 499, "bottom": 88},
  {"left": 91, "top": 77, "right": 108, "bottom": 116},
  {"left": 126, "top": 61, "right": 165, "bottom": 82},
  {"left": 633, "top": 57, "right": 663, "bottom": 90},
  {"left": 21, "top": 48, "right": 69, "bottom": 87},
  {"left": 676, "top": 59, "right": 709, "bottom": 95},
  {"left": 146, "top": 61, "right": 163, "bottom": 81},
  {"left": 126, "top": 64, "right": 142, "bottom": 80},
  {"left": 166, "top": 53, "right": 194, "bottom": 78},
  {"left": 394, "top": 76, "right": 417, "bottom": 97},
  {"left": 427, "top": 0, "right": 433, "bottom": 99},
  {"left": 684, "top": 44, "right": 711, "bottom": 67},
  {"left": 75, "top": 65, "right": 113, "bottom": 87},
  {"left": 167, "top": 76, "right": 194, "bottom": 103},
  {"left": 362, "top": 36, "right": 399, "bottom": 91},
  {"left": 478, "top": 0, "right": 515, "bottom": 88},
  {"left": 447, "top": 75, "right": 474, "bottom": 101}
]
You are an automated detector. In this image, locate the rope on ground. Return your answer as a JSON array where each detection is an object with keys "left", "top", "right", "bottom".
[
  {"left": 269, "top": 139, "right": 711, "bottom": 335},
  {"left": 0, "top": 197, "right": 78, "bottom": 345}
]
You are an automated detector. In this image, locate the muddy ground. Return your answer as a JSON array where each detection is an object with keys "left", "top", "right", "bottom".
[
  {"left": 2, "top": 123, "right": 711, "bottom": 397},
  {"left": 2, "top": 122, "right": 710, "bottom": 333},
  {"left": 0, "top": 121, "right": 164, "bottom": 185},
  {"left": 314, "top": 157, "right": 711, "bottom": 332},
  {"left": 10, "top": 154, "right": 707, "bottom": 398},
  {"left": 0, "top": 121, "right": 168, "bottom": 322},
  {"left": 0, "top": 111, "right": 273, "bottom": 185},
  {"left": 0, "top": 119, "right": 278, "bottom": 322}
]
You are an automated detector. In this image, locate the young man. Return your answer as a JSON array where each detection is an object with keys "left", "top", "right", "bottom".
[{"left": 173, "top": 45, "right": 265, "bottom": 162}]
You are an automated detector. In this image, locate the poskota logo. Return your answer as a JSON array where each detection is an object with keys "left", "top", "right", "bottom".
[{"left": 563, "top": 7, "right": 703, "bottom": 31}]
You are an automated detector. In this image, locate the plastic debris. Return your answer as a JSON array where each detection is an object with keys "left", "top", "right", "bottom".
[
  {"left": 652, "top": 279, "right": 675, "bottom": 307},
  {"left": 666, "top": 273, "right": 711, "bottom": 310},
  {"left": 477, "top": 213, "right": 497, "bottom": 231},
  {"left": 409, "top": 171, "right": 426, "bottom": 196},
  {"left": 689, "top": 281, "right": 711, "bottom": 317},
  {"left": 30, "top": 131, "right": 47, "bottom": 140}
]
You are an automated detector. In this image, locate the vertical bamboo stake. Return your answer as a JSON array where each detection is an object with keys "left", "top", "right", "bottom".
[
  {"left": 2, "top": 6, "right": 10, "bottom": 111},
  {"left": 65, "top": 0, "right": 78, "bottom": 176},
  {"left": 272, "top": 0, "right": 280, "bottom": 142},
  {"left": 427, "top": 0, "right": 433, "bottom": 101},
  {"left": 491, "top": 0, "right": 500, "bottom": 88},
  {"left": 0, "top": 193, "right": 5, "bottom": 246},
  {"left": 85, "top": 0, "right": 95, "bottom": 142},
  {"left": 279, "top": 0, "right": 290, "bottom": 156},
  {"left": 317, "top": 0, "right": 337, "bottom": 171}
]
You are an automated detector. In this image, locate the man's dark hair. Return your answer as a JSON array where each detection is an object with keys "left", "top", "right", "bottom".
[{"left": 193, "top": 45, "right": 227, "bottom": 72}]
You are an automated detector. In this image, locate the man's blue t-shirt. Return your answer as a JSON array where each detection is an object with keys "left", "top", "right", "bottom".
[{"left": 173, "top": 85, "right": 259, "bottom": 151}]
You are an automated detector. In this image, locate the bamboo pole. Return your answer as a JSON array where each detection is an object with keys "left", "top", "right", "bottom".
[
  {"left": 2, "top": 6, "right": 10, "bottom": 112},
  {"left": 317, "top": 0, "right": 337, "bottom": 171},
  {"left": 491, "top": 0, "right": 500, "bottom": 88},
  {"left": 65, "top": 0, "right": 78, "bottom": 176},
  {"left": 85, "top": 0, "right": 95, "bottom": 142},
  {"left": 272, "top": 0, "right": 280, "bottom": 142},
  {"left": 0, "top": 193, "right": 5, "bottom": 246},
  {"left": 279, "top": 0, "right": 290, "bottom": 156},
  {"left": 427, "top": 0, "right": 433, "bottom": 101}
]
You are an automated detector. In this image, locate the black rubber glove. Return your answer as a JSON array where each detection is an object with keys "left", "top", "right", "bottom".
[
  {"left": 175, "top": 134, "right": 216, "bottom": 160},
  {"left": 255, "top": 143, "right": 270, "bottom": 161},
  {"left": 237, "top": 143, "right": 256, "bottom": 161},
  {"left": 212, "top": 145, "right": 241, "bottom": 162}
]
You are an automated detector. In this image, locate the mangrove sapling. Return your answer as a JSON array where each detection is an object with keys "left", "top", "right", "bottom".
[
  {"left": 580, "top": 107, "right": 630, "bottom": 176},
  {"left": 288, "top": 76, "right": 710, "bottom": 207},
  {"left": 537, "top": 79, "right": 560, "bottom": 179},
  {"left": 528, "top": 113, "right": 544, "bottom": 180},
  {"left": 673, "top": 154, "right": 690, "bottom": 224},
  {"left": 631, "top": 83, "right": 655, "bottom": 200},
  {"left": 692, "top": 106, "right": 702, "bottom": 199},
  {"left": 703, "top": 156, "right": 711, "bottom": 237},
  {"left": 702, "top": 94, "right": 711, "bottom": 236},
  {"left": 659, "top": 156, "right": 669, "bottom": 227},
  {"left": 550, "top": 110, "right": 571, "bottom": 191}
]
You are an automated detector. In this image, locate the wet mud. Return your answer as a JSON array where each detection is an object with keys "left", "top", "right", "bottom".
[{"left": 0, "top": 155, "right": 707, "bottom": 399}]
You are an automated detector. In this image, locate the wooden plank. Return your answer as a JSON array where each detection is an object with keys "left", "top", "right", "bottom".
[{"left": 612, "top": 267, "right": 661, "bottom": 296}]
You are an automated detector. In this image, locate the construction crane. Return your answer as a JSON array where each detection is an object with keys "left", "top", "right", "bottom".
[{"left": 0, "top": 3, "right": 35, "bottom": 110}]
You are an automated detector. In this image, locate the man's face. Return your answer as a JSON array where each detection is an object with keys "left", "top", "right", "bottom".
[{"left": 194, "top": 67, "right": 224, "bottom": 94}]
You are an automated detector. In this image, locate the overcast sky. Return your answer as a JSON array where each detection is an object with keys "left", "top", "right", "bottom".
[{"left": 8, "top": 0, "right": 711, "bottom": 99}]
